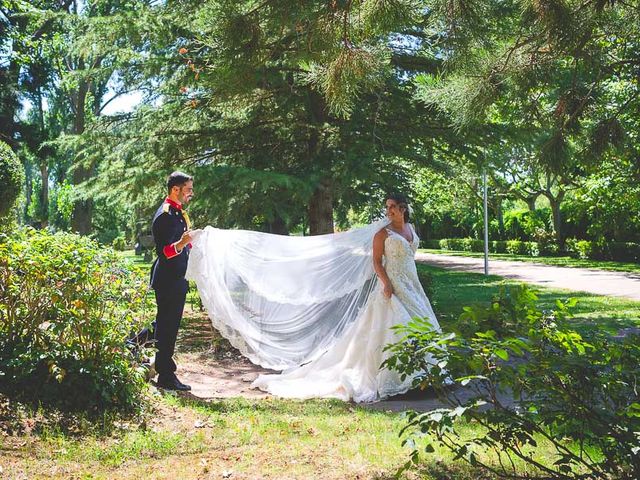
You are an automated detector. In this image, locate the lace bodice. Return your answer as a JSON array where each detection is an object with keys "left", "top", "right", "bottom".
[{"left": 382, "top": 225, "right": 431, "bottom": 320}]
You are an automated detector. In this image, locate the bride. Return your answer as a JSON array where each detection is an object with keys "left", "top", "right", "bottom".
[{"left": 186, "top": 193, "right": 441, "bottom": 402}]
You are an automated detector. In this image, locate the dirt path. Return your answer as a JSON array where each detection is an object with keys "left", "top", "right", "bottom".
[
  {"left": 174, "top": 251, "right": 640, "bottom": 411},
  {"left": 172, "top": 311, "right": 456, "bottom": 411}
]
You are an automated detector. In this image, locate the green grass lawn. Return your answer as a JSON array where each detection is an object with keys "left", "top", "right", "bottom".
[
  {"left": 419, "top": 248, "right": 640, "bottom": 274},
  {"left": 2, "top": 394, "right": 502, "bottom": 480},
  {"left": 9, "top": 250, "right": 630, "bottom": 478},
  {"left": 420, "top": 264, "right": 640, "bottom": 333}
]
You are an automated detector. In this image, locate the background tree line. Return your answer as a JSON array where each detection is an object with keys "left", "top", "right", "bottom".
[{"left": 1, "top": 0, "right": 638, "bottom": 252}]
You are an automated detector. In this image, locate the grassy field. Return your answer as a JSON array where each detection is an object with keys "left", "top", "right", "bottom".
[
  {"left": 2, "top": 251, "right": 639, "bottom": 479},
  {"left": 420, "top": 248, "right": 640, "bottom": 274},
  {"left": 1, "top": 395, "right": 500, "bottom": 480},
  {"left": 419, "top": 264, "right": 640, "bottom": 333}
]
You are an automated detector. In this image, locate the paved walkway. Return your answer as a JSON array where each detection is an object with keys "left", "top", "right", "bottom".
[{"left": 415, "top": 252, "right": 640, "bottom": 301}]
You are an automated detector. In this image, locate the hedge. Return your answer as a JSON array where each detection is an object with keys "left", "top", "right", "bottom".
[{"left": 423, "top": 238, "right": 640, "bottom": 262}]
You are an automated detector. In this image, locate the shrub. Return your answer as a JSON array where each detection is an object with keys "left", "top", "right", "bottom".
[
  {"left": 506, "top": 239, "right": 528, "bottom": 255},
  {"left": 564, "top": 239, "right": 640, "bottom": 263},
  {"left": 526, "top": 241, "right": 540, "bottom": 257},
  {"left": 439, "top": 238, "right": 483, "bottom": 252},
  {"left": 440, "top": 238, "right": 465, "bottom": 250},
  {"left": 532, "top": 227, "right": 559, "bottom": 255},
  {"left": 450, "top": 238, "right": 467, "bottom": 251},
  {"left": 469, "top": 239, "right": 485, "bottom": 253},
  {"left": 0, "top": 141, "right": 25, "bottom": 221},
  {"left": 0, "top": 228, "right": 152, "bottom": 412},
  {"left": 112, "top": 235, "right": 127, "bottom": 251},
  {"left": 567, "top": 239, "right": 604, "bottom": 260},
  {"left": 491, "top": 240, "right": 507, "bottom": 253},
  {"left": 609, "top": 242, "right": 640, "bottom": 263},
  {"left": 504, "top": 209, "right": 551, "bottom": 241},
  {"left": 421, "top": 239, "right": 441, "bottom": 249},
  {"left": 385, "top": 285, "right": 640, "bottom": 479}
]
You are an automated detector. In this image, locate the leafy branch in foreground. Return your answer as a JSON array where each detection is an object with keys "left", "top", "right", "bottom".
[{"left": 384, "top": 285, "right": 640, "bottom": 479}]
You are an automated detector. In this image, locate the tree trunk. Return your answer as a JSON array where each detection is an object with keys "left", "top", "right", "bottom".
[
  {"left": 526, "top": 196, "right": 537, "bottom": 211},
  {"left": 39, "top": 162, "right": 49, "bottom": 228},
  {"left": 548, "top": 192, "right": 565, "bottom": 249},
  {"left": 494, "top": 197, "right": 505, "bottom": 239},
  {"left": 24, "top": 164, "right": 32, "bottom": 222},
  {"left": 70, "top": 75, "right": 93, "bottom": 235},
  {"left": 308, "top": 177, "right": 334, "bottom": 235},
  {"left": 306, "top": 89, "right": 334, "bottom": 235}
]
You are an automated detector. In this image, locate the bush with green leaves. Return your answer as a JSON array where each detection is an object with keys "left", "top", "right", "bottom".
[
  {"left": 506, "top": 239, "right": 528, "bottom": 255},
  {"left": 421, "top": 239, "right": 441, "bottom": 249},
  {"left": 384, "top": 285, "right": 640, "bottom": 479},
  {"left": 0, "top": 228, "right": 152, "bottom": 412},
  {"left": 112, "top": 235, "right": 127, "bottom": 251},
  {"left": 565, "top": 238, "right": 640, "bottom": 263},
  {"left": 503, "top": 209, "right": 552, "bottom": 242},
  {"left": 491, "top": 240, "right": 508, "bottom": 253},
  {"left": 609, "top": 242, "right": 640, "bottom": 262},
  {"left": 0, "top": 141, "right": 25, "bottom": 221}
]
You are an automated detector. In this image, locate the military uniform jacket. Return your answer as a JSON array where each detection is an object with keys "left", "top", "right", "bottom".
[{"left": 150, "top": 197, "right": 192, "bottom": 289}]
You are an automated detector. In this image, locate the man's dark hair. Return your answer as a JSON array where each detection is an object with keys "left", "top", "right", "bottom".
[{"left": 167, "top": 171, "right": 193, "bottom": 193}]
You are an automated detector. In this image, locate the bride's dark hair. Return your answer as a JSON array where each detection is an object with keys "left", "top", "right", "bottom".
[{"left": 385, "top": 193, "right": 410, "bottom": 222}]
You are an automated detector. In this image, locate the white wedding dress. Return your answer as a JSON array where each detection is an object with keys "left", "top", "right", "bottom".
[
  {"left": 251, "top": 224, "right": 440, "bottom": 402},
  {"left": 186, "top": 220, "right": 440, "bottom": 403}
]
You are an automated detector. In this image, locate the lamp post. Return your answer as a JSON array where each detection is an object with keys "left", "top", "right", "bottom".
[{"left": 483, "top": 168, "right": 489, "bottom": 275}]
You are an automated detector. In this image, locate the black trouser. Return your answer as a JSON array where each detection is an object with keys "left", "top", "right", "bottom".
[{"left": 153, "top": 279, "right": 188, "bottom": 380}]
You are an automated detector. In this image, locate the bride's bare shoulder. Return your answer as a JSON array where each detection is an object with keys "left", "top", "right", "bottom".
[{"left": 374, "top": 227, "right": 389, "bottom": 241}]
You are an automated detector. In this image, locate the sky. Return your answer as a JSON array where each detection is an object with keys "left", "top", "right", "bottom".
[{"left": 101, "top": 90, "right": 144, "bottom": 115}]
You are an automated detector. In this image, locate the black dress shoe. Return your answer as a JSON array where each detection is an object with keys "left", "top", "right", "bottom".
[{"left": 156, "top": 377, "right": 192, "bottom": 391}]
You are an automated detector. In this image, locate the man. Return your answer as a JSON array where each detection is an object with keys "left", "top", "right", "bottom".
[{"left": 149, "top": 171, "right": 195, "bottom": 391}]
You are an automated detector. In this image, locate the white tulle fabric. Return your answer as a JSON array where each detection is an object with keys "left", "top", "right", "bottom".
[
  {"left": 251, "top": 224, "right": 441, "bottom": 402},
  {"left": 187, "top": 220, "right": 440, "bottom": 402},
  {"left": 186, "top": 219, "right": 390, "bottom": 370}
]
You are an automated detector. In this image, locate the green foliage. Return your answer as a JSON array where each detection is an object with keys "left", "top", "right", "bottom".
[
  {"left": 430, "top": 236, "right": 640, "bottom": 263},
  {"left": 0, "top": 228, "right": 152, "bottom": 412},
  {"left": 608, "top": 242, "right": 640, "bottom": 263},
  {"left": 503, "top": 209, "right": 551, "bottom": 242},
  {"left": 48, "top": 181, "right": 74, "bottom": 230},
  {"left": 420, "top": 239, "right": 441, "bottom": 249},
  {"left": 566, "top": 238, "right": 606, "bottom": 260},
  {"left": 385, "top": 285, "right": 640, "bottom": 479},
  {"left": 0, "top": 141, "right": 25, "bottom": 221},
  {"left": 565, "top": 238, "right": 640, "bottom": 263},
  {"left": 111, "top": 235, "right": 127, "bottom": 251},
  {"left": 58, "top": 0, "right": 452, "bottom": 235},
  {"left": 506, "top": 239, "right": 532, "bottom": 256},
  {"left": 439, "top": 238, "right": 484, "bottom": 252},
  {"left": 491, "top": 240, "right": 507, "bottom": 253},
  {"left": 436, "top": 238, "right": 541, "bottom": 257}
]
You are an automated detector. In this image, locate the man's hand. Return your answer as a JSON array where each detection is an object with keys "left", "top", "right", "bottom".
[
  {"left": 177, "top": 230, "right": 193, "bottom": 250},
  {"left": 383, "top": 282, "right": 394, "bottom": 299}
]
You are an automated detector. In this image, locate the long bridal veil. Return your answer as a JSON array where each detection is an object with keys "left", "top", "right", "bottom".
[{"left": 186, "top": 219, "right": 389, "bottom": 370}]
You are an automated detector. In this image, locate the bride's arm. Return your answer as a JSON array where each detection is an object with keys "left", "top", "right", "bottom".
[{"left": 373, "top": 229, "right": 393, "bottom": 298}]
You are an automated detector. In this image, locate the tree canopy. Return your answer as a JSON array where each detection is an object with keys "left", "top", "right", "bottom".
[{"left": 1, "top": 0, "right": 638, "bottom": 246}]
